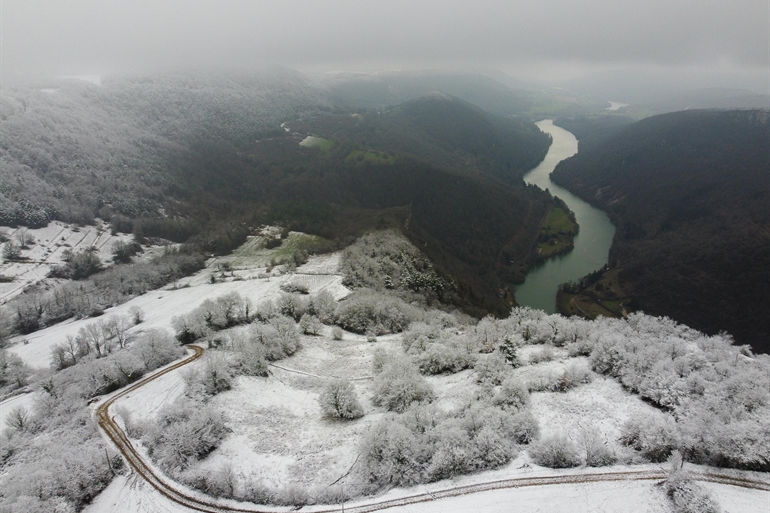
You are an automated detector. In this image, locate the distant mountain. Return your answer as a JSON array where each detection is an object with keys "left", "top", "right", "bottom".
[
  {"left": 552, "top": 109, "right": 770, "bottom": 352},
  {"left": 324, "top": 92, "right": 552, "bottom": 183},
  {"left": 553, "top": 115, "right": 635, "bottom": 153},
  {"left": 321, "top": 70, "right": 534, "bottom": 116}
]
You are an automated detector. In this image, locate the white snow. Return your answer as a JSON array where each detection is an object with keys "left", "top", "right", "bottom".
[
  {"left": 7, "top": 248, "right": 348, "bottom": 369},
  {"left": 0, "top": 221, "right": 134, "bottom": 305},
  {"left": 0, "top": 392, "right": 36, "bottom": 430}
]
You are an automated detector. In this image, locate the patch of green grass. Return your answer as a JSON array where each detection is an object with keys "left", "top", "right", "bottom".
[
  {"left": 224, "top": 232, "right": 330, "bottom": 268},
  {"left": 541, "top": 208, "right": 577, "bottom": 236},
  {"left": 536, "top": 207, "right": 578, "bottom": 258},
  {"left": 300, "top": 136, "right": 334, "bottom": 153},
  {"left": 345, "top": 149, "right": 395, "bottom": 165}
]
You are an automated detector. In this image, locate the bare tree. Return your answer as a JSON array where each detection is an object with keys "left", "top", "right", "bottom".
[
  {"left": 5, "top": 405, "right": 29, "bottom": 431},
  {"left": 15, "top": 228, "right": 34, "bottom": 248},
  {"left": 103, "top": 315, "right": 132, "bottom": 349}
]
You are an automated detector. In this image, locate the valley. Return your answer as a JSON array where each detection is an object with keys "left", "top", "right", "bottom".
[
  {"left": 514, "top": 121, "right": 615, "bottom": 314},
  {"left": 1, "top": 68, "right": 768, "bottom": 513}
]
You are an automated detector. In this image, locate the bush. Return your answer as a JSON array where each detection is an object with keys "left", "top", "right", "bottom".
[
  {"left": 331, "top": 326, "right": 343, "bottom": 340},
  {"left": 49, "top": 249, "right": 102, "bottom": 280},
  {"left": 580, "top": 425, "right": 617, "bottom": 467},
  {"left": 529, "top": 345, "right": 556, "bottom": 364},
  {"left": 414, "top": 343, "right": 475, "bottom": 375},
  {"left": 509, "top": 410, "right": 540, "bottom": 444},
  {"left": 358, "top": 415, "right": 432, "bottom": 489},
  {"left": 529, "top": 433, "right": 582, "bottom": 468},
  {"left": 474, "top": 352, "right": 510, "bottom": 386},
  {"left": 276, "top": 293, "right": 305, "bottom": 320},
  {"left": 279, "top": 282, "right": 309, "bottom": 294},
  {"left": 299, "top": 313, "right": 323, "bottom": 335},
  {"left": 250, "top": 315, "right": 301, "bottom": 360},
  {"left": 334, "top": 290, "right": 422, "bottom": 335},
  {"left": 665, "top": 469, "right": 721, "bottom": 513},
  {"left": 131, "top": 329, "right": 186, "bottom": 370},
  {"left": 112, "top": 240, "right": 141, "bottom": 263},
  {"left": 143, "top": 397, "right": 229, "bottom": 473},
  {"left": 319, "top": 379, "right": 364, "bottom": 419},
  {"left": 493, "top": 377, "right": 530, "bottom": 410},
  {"left": 358, "top": 402, "right": 523, "bottom": 491},
  {"left": 620, "top": 411, "right": 680, "bottom": 462},
  {"left": 372, "top": 357, "right": 434, "bottom": 412},
  {"left": 307, "top": 290, "right": 336, "bottom": 324}
]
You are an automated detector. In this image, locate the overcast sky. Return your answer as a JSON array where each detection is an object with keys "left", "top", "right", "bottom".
[{"left": 2, "top": 0, "right": 768, "bottom": 91}]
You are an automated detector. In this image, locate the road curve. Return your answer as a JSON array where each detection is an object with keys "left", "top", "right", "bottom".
[{"left": 97, "top": 346, "right": 770, "bottom": 513}]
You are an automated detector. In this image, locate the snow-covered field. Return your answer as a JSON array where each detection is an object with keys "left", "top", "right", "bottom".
[
  {"left": 7, "top": 248, "right": 349, "bottom": 369},
  {"left": 0, "top": 221, "right": 134, "bottom": 305},
  {"left": 6, "top": 232, "right": 766, "bottom": 513}
]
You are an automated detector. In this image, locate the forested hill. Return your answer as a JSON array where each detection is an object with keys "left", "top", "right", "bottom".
[
  {"left": 316, "top": 93, "right": 551, "bottom": 184},
  {"left": 323, "top": 70, "right": 534, "bottom": 116},
  {"left": 551, "top": 109, "right": 770, "bottom": 352},
  {"left": 1, "top": 71, "right": 560, "bottom": 317},
  {"left": 0, "top": 70, "right": 327, "bottom": 228}
]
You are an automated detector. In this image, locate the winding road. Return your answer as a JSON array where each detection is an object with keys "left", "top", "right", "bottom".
[{"left": 96, "top": 346, "right": 770, "bottom": 513}]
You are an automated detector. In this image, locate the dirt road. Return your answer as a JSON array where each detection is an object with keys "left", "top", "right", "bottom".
[{"left": 96, "top": 346, "right": 770, "bottom": 513}]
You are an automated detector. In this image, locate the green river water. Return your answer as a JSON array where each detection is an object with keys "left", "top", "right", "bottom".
[{"left": 514, "top": 120, "right": 616, "bottom": 313}]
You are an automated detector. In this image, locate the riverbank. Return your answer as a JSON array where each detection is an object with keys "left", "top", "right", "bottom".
[{"left": 514, "top": 120, "right": 615, "bottom": 313}]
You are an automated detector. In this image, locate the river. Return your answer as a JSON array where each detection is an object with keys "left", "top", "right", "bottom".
[{"left": 514, "top": 120, "right": 615, "bottom": 313}]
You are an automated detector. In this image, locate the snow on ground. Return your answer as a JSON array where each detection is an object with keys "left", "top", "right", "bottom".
[
  {"left": 202, "top": 333, "right": 392, "bottom": 489},
  {"left": 0, "top": 221, "right": 134, "bottom": 305},
  {"left": 7, "top": 250, "right": 349, "bottom": 369},
  {"left": 0, "top": 391, "right": 36, "bottom": 429},
  {"left": 383, "top": 480, "right": 670, "bottom": 513},
  {"left": 701, "top": 482, "right": 770, "bottom": 513}
]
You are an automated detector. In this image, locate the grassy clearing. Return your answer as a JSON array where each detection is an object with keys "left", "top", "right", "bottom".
[
  {"left": 345, "top": 149, "right": 395, "bottom": 165},
  {"left": 557, "top": 269, "right": 631, "bottom": 319},
  {"left": 299, "top": 136, "right": 334, "bottom": 152},
  {"left": 222, "top": 231, "right": 331, "bottom": 269},
  {"left": 536, "top": 207, "right": 578, "bottom": 259}
]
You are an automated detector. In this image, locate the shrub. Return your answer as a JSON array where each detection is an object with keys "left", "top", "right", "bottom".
[
  {"left": 665, "top": 469, "right": 721, "bottom": 513},
  {"left": 580, "top": 425, "right": 617, "bottom": 467},
  {"left": 229, "top": 328, "right": 268, "bottom": 377},
  {"left": 474, "top": 352, "right": 510, "bottom": 386},
  {"left": 112, "top": 240, "right": 141, "bottom": 263},
  {"left": 372, "top": 357, "right": 434, "bottom": 412},
  {"left": 49, "top": 249, "right": 102, "bottom": 280},
  {"left": 280, "top": 282, "right": 309, "bottom": 294},
  {"left": 509, "top": 410, "right": 540, "bottom": 444},
  {"left": 307, "top": 290, "right": 336, "bottom": 324},
  {"left": 299, "top": 313, "right": 323, "bottom": 335},
  {"left": 276, "top": 293, "right": 305, "bottom": 320},
  {"left": 143, "top": 397, "right": 229, "bottom": 473},
  {"left": 529, "top": 433, "right": 582, "bottom": 468},
  {"left": 331, "top": 326, "right": 343, "bottom": 340},
  {"left": 131, "top": 328, "right": 185, "bottom": 370},
  {"left": 493, "top": 377, "right": 530, "bottom": 410},
  {"left": 334, "top": 290, "right": 421, "bottom": 335},
  {"left": 319, "top": 379, "right": 364, "bottom": 419},
  {"left": 529, "top": 345, "right": 556, "bottom": 364},
  {"left": 274, "top": 483, "right": 311, "bottom": 508},
  {"left": 359, "top": 416, "right": 431, "bottom": 489},
  {"left": 414, "top": 343, "right": 475, "bottom": 375},
  {"left": 620, "top": 411, "right": 680, "bottom": 462}
]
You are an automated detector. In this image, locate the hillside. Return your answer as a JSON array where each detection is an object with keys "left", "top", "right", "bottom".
[
  {"left": 0, "top": 71, "right": 559, "bottom": 320},
  {"left": 2, "top": 235, "right": 768, "bottom": 513},
  {"left": 323, "top": 70, "right": 535, "bottom": 116},
  {"left": 551, "top": 109, "right": 770, "bottom": 352}
]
